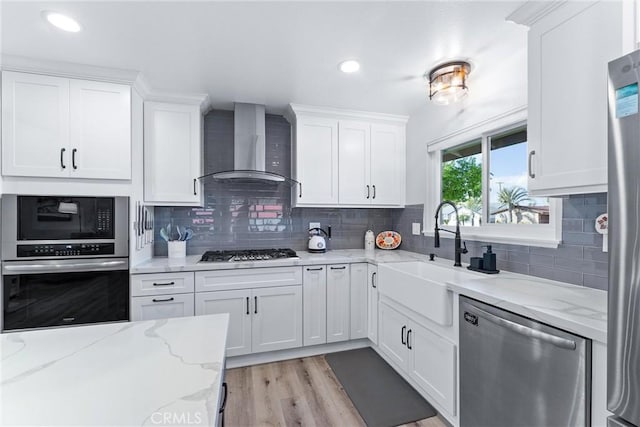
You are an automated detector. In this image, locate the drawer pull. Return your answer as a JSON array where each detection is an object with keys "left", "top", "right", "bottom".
[
  {"left": 371, "top": 272, "right": 377, "bottom": 288},
  {"left": 330, "top": 266, "right": 346, "bottom": 270},
  {"left": 306, "top": 267, "right": 324, "bottom": 271},
  {"left": 152, "top": 281, "right": 175, "bottom": 286},
  {"left": 401, "top": 325, "right": 406, "bottom": 345},
  {"left": 152, "top": 297, "right": 174, "bottom": 303}
]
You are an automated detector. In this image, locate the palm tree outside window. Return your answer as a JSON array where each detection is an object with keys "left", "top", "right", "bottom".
[{"left": 440, "top": 125, "right": 550, "bottom": 227}]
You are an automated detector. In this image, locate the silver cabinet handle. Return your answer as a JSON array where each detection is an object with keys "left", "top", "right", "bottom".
[
  {"left": 470, "top": 306, "right": 576, "bottom": 350},
  {"left": 152, "top": 297, "right": 174, "bottom": 303},
  {"left": 372, "top": 185, "right": 376, "bottom": 199},
  {"left": 366, "top": 185, "right": 370, "bottom": 199},
  {"left": 528, "top": 150, "right": 536, "bottom": 179},
  {"left": 299, "top": 182, "right": 303, "bottom": 198},
  {"left": 371, "top": 272, "right": 377, "bottom": 288},
  {"left": 306, "top": 267, "right": 323, "bottom": 271},
  {"left": 330, "top": 266, "right": 346, "bottom": 270},
  {"left": 193, "top": 178, "right": 197, "bottom": 196}
]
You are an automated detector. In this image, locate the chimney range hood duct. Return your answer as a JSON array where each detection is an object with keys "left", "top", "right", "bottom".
[{"left": 201, "top": 103, "right": 296, "bottom": 184}]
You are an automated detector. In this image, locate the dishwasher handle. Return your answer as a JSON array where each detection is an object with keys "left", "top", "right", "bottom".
[{"left": 469, "top": 307, "right": 577, "bottom": 350}]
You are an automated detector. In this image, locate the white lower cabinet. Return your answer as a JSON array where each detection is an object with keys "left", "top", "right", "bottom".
[
  {"left": 327, "top": 264, "right": 351, "bottom": 343},
  {"left": 378, "top": 299, "right": 457, "bottom": 416},
  {"left": 131, "top": 272, "right": 196, "bottom": 321},
  {"left": 195, "top": 289, "right": 252, "bottom": 357},
  {"left": 350, "top": 263, "right": 368, "bottom": 339},
  {"left": 195, "top": 285, "right": 302, "bottom": 356},
  {"left": 367, "top": 264, "right": 378, "bottom": 344},
  {"left": 251, "top": 286, "right": 303, "bottom": 353},
  {"left": 130, "top": 293, "right": 195, "bottom": 321},
  {"left": 303, "top": 266, "right": 327, "bottom": 346}
]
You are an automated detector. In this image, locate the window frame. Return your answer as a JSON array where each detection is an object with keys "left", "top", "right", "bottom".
[{"left": 424, "top": 109, "right": 562, "bottom": 248}]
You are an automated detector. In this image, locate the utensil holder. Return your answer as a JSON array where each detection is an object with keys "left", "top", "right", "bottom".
[{"left": 168, "top": 241, "right": 186, "bottom": 259}]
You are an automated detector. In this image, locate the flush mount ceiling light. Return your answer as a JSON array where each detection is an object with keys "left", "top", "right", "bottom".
[
  {"left": 426, "top": 61, "right": 471, "bottom": 105},
  {"left": 339, "top": 60, "right": 360, "bottom": 73},
  {"left": 42, "top": 11, "right": 82, "bottom": 33}
]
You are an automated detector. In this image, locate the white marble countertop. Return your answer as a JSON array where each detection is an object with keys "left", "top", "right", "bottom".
[
  {"left": 1, "top": 314, "right": 229, "bottom": 426},
  {"left": 131, "top": 249, "right": 427, "bottom": 274},
  {"left": 438, "top": 261, "right": 608, "bottom": 343},
  {"left": 131, "top": 249, "right": 607, "bottom": 342}
]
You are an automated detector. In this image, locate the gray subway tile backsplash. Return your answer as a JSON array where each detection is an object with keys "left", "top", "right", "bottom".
[
  {"left": 393, "top": 194, "right": 608, "bottom": 290},
  {"left": 154, "top": 109, "right": 608, "bottom": 291}
]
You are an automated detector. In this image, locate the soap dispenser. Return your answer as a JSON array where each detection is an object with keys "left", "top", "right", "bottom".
[{"left": 482, "top": 245, "right": 498, "bottom": 272}]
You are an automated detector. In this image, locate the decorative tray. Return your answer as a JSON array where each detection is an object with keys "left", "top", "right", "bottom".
[{"left": 376, "top": 231, "right": 402, "bottom": 250}]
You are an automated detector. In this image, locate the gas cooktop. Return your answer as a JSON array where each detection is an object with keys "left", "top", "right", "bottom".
[{"left": 199, "top": 248, "right": 298, "bottom": 263}]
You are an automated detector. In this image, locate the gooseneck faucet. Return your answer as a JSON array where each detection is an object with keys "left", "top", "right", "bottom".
[{"left": 434, "top": 200, "right": 468, "bottom": 267}]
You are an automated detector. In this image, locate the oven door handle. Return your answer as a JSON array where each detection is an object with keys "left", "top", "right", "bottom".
[{"left": 2, "top": 258, "right": 129, "bottom": 274}]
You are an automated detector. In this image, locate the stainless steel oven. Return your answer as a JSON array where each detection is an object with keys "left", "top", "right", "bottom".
[
  {"left": 1, "top": 195, "right": 129, "bottom": 332},
  {"left": 2, "top": 195, "right": 128, "bottom": 260}
]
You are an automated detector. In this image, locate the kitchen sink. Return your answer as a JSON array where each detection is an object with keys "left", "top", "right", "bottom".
[{"left": 377, "top": 261, "right": 478, "bottom": 326}]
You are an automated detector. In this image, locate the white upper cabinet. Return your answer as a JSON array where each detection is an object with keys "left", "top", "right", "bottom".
[
  {"left": 144, "top": 102, "right": 202, "bottom": 205},
  {"left": 69, "top": 79, "right": 131, "bottom": 179},
  {"left": 293, "top": 115, "right": 339, "bottom": 205},
  {"left": 526, "top": 1, "right": 624, "bottom": 196},
  {"left": 2, "top": 71, "right": 131, "bottom": 180},
  {"left": 370, "top": 123, "right": 404, "bottom": 205},
  {"left": 288, "top": 104, "right": 407, "bottom": 208},
  {"left": 338, "top": 120, "right": 371, "bottom": 205}
]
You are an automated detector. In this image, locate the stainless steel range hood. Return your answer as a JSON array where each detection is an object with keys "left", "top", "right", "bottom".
[{"left": 205, "top": 103, "right": 290, "bottom": 183}]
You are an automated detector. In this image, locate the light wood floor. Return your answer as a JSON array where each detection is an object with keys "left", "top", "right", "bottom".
[{"left": 224, "top": 355, "right": 447, "bottom": 427}]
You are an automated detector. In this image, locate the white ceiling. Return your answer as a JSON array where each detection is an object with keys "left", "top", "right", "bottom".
[{"left": 1, "top": 1, "right": 527, "bottom": 116}]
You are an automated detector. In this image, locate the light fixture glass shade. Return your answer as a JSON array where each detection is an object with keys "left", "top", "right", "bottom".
[{"left": 427, "top": 61, "right": 471, "bottom": 105}]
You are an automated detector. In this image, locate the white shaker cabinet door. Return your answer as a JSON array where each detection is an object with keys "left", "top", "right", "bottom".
[
  {"left": 370, "top": 123, "right": 404, "bottom": 206},
  {"left": 409, "top": 322, "right": 457, "bottom": 416},
  {"left": 2, "top": 71, "right": 70, "bottom": 177},
  {"left": 527, "top": 1, "right": 622, "bottom": 195},
  {"left": 130, "top": 294, "right": 195, "bottom": 321},
  {"left": 69, "top": 79, "right": 131, "bottom": 179},
  {"left": 367, "top": 264, "right": 379, "bottom": 344},
  {"left": 144, "top": 102, "right": 202, "bottom": 205},
  {"left": 294, "top": 116, "right": 339, "bottom": 205},
  {"left": 338, "top": 120, "right": 371, "bottom": 205},
  {"left": 349, "top": 262, "right": 368, "bottom": 339},
  {"left": 326, "top": 264, "right": 351, "bottom": 343},
  {"left": 378, "top": 299, "right": 409, "bottom": 370},
  {"left": 195, "top": 290, "right": 252, "bottom": 357},
  {"left": 302, "top": 266, "right": 327, "bottom": 346},
  {"left": 251, "top": 285, "right": 303, "bottom": 353}
]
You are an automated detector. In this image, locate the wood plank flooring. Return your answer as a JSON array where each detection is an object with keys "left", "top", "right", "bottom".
[{"left": 224, "top": 355, "right": 447, "bottom": 427}]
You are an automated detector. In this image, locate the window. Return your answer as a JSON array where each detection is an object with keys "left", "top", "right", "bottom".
[{"left": 426, "top": 118, "right": 561, "bottom": 247}]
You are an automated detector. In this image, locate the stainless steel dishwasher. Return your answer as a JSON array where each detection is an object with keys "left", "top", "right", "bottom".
[{"left": 459, "top": 296, "right": 591, "bottom": 427}]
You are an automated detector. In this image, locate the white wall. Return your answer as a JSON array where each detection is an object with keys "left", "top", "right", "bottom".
[{"left": 405, "top": 23, "right": 528, "bottom": 205}]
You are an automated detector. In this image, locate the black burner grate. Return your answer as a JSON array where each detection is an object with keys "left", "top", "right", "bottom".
[{"left": 200, "top": 248, "right": 298, "bottom": 262}]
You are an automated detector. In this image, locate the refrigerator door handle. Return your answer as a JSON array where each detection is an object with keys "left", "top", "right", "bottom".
[{"left": 472, "top": 307, "right": 577, "bottom": 350}]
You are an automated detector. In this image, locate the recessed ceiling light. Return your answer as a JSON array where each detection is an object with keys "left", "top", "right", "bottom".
[
  {"left": 42, "top": 11, "right": 82, "bottom": 33},
  {"left": 339, "top": 60, "right": 360, "bottom": 73}
]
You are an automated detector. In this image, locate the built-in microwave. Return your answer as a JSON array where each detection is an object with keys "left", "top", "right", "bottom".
[{"left": 1, "top": 195, "right": 128, "bottom": 260}]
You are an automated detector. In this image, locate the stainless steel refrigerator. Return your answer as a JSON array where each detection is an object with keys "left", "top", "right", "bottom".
[{"left": 608, "top": 50, "right": 640, "bottom": 427}]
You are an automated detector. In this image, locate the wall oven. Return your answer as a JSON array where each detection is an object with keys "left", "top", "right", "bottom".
[{"left": 1, "top": 195, "right": 129, "bottom": 332}]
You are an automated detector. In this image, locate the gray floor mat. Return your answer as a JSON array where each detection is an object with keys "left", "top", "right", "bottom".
[{"left": 325, "top": 347, "right": 438, "bottom": 427}]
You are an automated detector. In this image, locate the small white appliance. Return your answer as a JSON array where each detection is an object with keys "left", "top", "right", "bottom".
[{"left": 308, "top": 227, "right": 331, "bottom": 253}]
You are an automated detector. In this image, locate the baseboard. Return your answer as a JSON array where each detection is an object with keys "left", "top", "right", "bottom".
[{"left": 226, "top": 339, "right": 371, "bottom": 369}]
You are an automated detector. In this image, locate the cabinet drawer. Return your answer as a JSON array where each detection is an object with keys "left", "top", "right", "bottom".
[
  {"left": 131, "top": 272, "right": 195, "bottom": 296},
  {"left": 130, "top": 293, "right": 195, "bottom": 321},
  {"left": 195, "top": 267, "right": 303, "bottom": 292}
]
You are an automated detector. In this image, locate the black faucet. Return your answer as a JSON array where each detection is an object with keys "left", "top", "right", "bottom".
[{"left": 434, "top": 200, "right": 468, "bottom": 267}]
